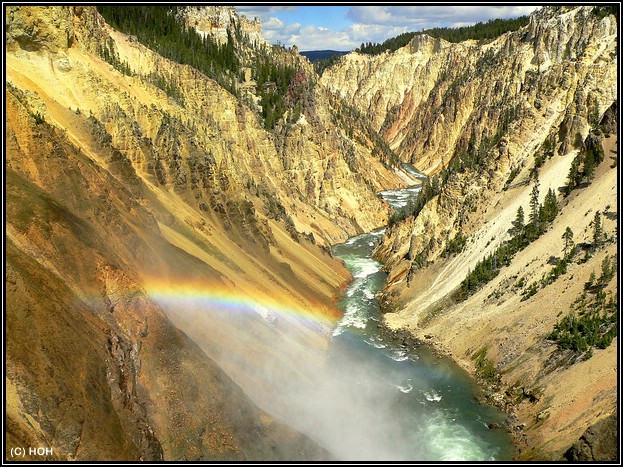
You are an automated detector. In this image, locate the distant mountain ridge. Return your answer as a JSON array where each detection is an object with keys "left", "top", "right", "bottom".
[{"left": 300, "top": 49, "right": 348, "bottom": 62}]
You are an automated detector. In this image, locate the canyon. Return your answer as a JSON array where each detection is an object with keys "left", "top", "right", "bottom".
[{"left": 4, "top": 5, "right": 618, "bottom": 461}]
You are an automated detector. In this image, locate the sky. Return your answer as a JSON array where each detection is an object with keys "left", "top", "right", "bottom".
[{"left": 235, "top": 5, "right": 541, "bottom": 51}]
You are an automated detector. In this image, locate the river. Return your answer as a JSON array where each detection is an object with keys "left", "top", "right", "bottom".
[{"left": 326, "top": 164, "right": 515, "bottom": 461}]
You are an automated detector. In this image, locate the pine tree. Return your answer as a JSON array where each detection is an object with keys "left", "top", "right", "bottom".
[
  {"left": 541, "top": 188, "right": 558, "bottom": 223},
  {"left": 583, "top": 149, "right": 596, "bottom": 183},
  {"left": 600, "top": 255, "right": 614, "bottom": 285},
  {"left": 562, "top": 226, "right": 574, "bottom": 258},
  {"left": 565, "top": 153, "right": 583, "bottom": 193},
  {"left": 511, "top": 206, "right": 525, "bottom": 236},
  {"left": 592, "top": 211, "right": 603, "bottom": 249},
  {"left": 529, "top": 175, "right": 541, "bottom": 229},
  {"left": 591, "top": 96, "right": 600, "bottom": 127},
  {"left": 585, "top": 133, "right": 605, "bottom": 166}
]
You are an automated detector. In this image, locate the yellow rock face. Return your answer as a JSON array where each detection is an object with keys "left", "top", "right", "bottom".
[{"left": 5, "top": 5, "right": 405, "bottom": 461}]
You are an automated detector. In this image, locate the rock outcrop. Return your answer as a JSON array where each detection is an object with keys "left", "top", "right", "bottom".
[
  {"left": 179, "top": 6, "right": 266, "bottom": 47},
  {"left": 564, "top": 413, "right": 618, "bottom": 461}
]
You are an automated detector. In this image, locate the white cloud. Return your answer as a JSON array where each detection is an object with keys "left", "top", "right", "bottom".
[
  {"left": 296, "top": 25, "right": 354, "bottom": 51},
  {"left": 262, "top": 17, "right": 285, "bottom": 29},
  {"left": 347, "top": 23, "right": 410, "bottom": 45},
  {"left": 261, "top": 17, "right": 302, "bottom": 47},
  {"left": 268, "top": 24, "right": 355, "bottom": 51},
  {"left": 346, "top": 5, "right": 540, "bottom": 29}
]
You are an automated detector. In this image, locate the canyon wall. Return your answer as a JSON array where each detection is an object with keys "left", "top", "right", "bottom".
[
  {"left": 5, "top": 5, "right": 405, "bottom": 460},
  {"left": 324, "top": 6, "right": 618, "bottom": 459},
  {"left": 323, "top": 6, "right": 616, "bottom": 175}
]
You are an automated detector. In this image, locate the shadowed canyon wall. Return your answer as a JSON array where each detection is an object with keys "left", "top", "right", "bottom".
[{"left": 5, "top": 5, "right": 405, "bottom": 460}]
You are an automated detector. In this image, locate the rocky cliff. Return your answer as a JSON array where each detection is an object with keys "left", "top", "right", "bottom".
[
  {"left": 564, "top": 413, "right": 618, "bottom": 461},
  {"left": 366, "top": 5, "right": 617, "bottom": 274},
  {"left": 179, "top": 6, "right": 266, "bottom": 47},
  {"left": 5, "top": 83, "right": 329, "bottom": 461},
  {"left": 323, "top": 6, "right": 617, "bottom": 175},
  {"left": 323, "top": 5, "right": 618, "bottom": 460},
  {"left": 5, "top": 5, "right": 406, "bottom": 461},
  {"left": 327, "top": 6, "right": 617, "bottom": 271}
]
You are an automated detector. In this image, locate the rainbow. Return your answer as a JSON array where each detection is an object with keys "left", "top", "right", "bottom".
[{"left": 144, "top": 282, "right": 341, "bottom": 333}]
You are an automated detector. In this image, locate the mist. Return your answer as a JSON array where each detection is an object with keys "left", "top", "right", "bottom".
[
  {"left": 153, "top": 290, "right": 511, "bottom": 461},
  {"left": 146, "top": 171, "right": 513, "bottom": 461},
  {"left": 156, "top": 296, "right": 408, "bottom": 460}
]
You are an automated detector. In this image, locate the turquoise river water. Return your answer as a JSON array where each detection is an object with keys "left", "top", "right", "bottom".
[{"left": 325, "top": 165, "right": 515, "bottom": 461}]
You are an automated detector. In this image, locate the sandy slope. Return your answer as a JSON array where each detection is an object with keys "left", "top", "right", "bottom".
[{"left": 384, "top": 135, "right": 618, "bottom": 459}]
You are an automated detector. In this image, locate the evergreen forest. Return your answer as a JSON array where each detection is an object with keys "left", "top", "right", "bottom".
[{"left": 357, "top": 16, "right": 530, "bottom": 56}]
